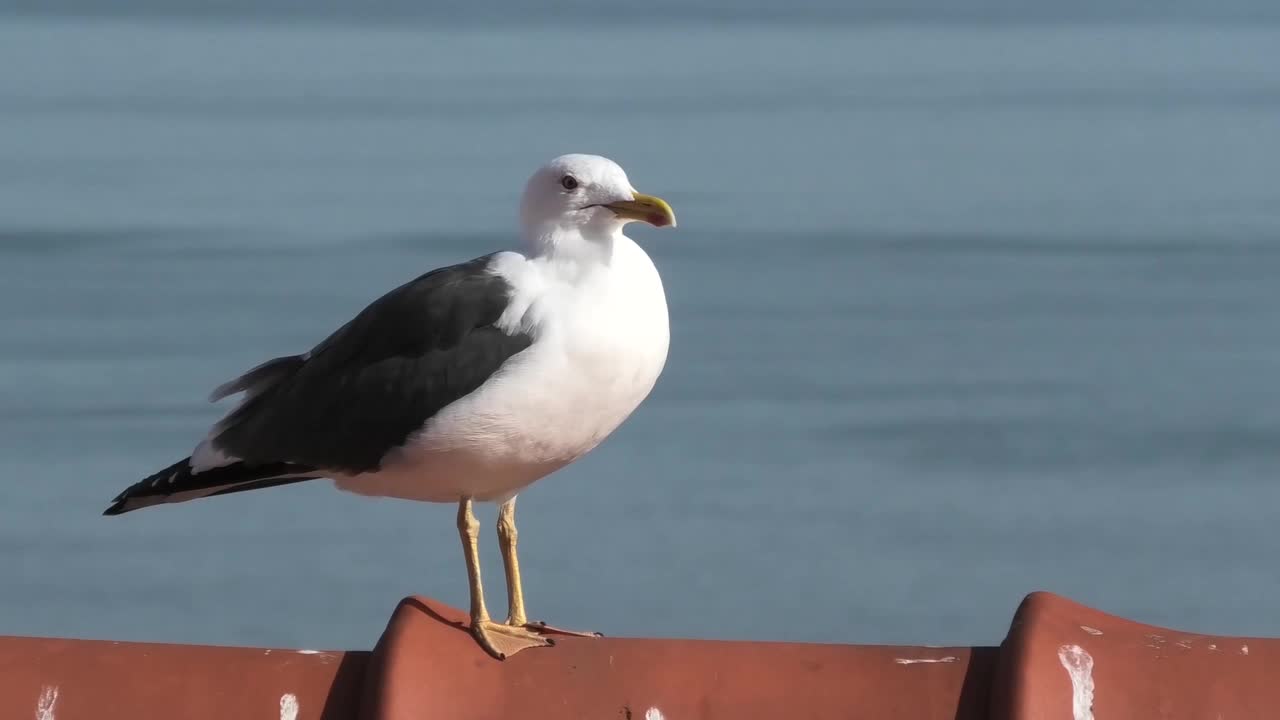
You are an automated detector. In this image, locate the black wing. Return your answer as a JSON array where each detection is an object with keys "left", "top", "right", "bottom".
[
  {"left": 105, "top": 253, "right": 536, "bottom": 515},
  {"left": 104, "top": 458, "right": 320, "bottom": 515},
  {"left": 211, "top": 253, "right": 534, "bottom": 473}
]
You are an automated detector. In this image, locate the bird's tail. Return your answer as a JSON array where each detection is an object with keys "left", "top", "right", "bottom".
[{"left": 103, "top": 457, "right": 320, "bottom": 516}]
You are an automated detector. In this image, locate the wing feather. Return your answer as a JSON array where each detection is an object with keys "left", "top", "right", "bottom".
[{"left": 208, "top": 253, "right": 534, "bottom": 474}]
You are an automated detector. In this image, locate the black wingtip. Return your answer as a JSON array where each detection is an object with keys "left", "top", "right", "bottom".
[
  {"left": 102, "top": 458, "right": 320, "bottom": 518},
  {"left": 102, "top": 487, "right": 131, "bottom": 516},
  {"left": 103, "top": 457, "right": 189, "bottom": 518}
]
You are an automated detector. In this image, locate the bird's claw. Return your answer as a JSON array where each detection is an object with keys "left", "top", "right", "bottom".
[
  {"left": 470, "top": 620, "right": 556, "bottom": 660},
  {"left": 527, "top": 620, "right": 605, "bottom": 638}
]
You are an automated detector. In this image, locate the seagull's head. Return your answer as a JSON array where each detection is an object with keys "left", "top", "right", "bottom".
[{"left": 520, "top": 154, "right": 676, "bottom": 246}]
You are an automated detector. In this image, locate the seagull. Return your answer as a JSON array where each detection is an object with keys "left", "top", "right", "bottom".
[{"left": 103, "top": 154, "right": 676, "bottom": 659}]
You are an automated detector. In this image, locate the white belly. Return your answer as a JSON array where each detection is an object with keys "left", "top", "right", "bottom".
[{"left": 333, "top": 237, "right": 669, "bottom": 504}]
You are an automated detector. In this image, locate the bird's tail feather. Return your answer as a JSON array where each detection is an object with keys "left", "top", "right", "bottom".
[{"left": 104, "top": 457, "right": 319, "bottom": 516}]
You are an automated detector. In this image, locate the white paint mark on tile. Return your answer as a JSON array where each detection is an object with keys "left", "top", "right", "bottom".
[
  {"left": 894, "top": 656, "right": 958, "bottom": 665},
  {"left": 644, "top": 708, "right": 665, "bottom": 720},
  {"left": 280, "top": 693, "right": 299, "bottom": 720},
  {"left": 1241, "top": 644, "right": 1250, "bottom": 656},
  {"left": 1058, "top": 644, "right": 1095, "bottom": 720},
  {"left": 36, "top": 686, "right": 58, "bottom": 720},
  {"left": 294, "top": 649, "right": 337, "bottom": 663},
  {"left": 1175, "top": 640, "right": 1193, "bottom": 650},
  {"left": 1208, "top": 643, "right": 1219, "bottom": 651},
  {"left": 1080, "top": 625, "right": 1103, "bottom": 636}
]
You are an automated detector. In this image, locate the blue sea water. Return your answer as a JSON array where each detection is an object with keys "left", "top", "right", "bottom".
[{"left": 1, "top": 11, "right": 1278, "bottom": 650}]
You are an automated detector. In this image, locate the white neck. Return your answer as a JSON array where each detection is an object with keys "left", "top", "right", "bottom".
[{"left": 521, "top": 221, "right": 620, "bottom": 268}]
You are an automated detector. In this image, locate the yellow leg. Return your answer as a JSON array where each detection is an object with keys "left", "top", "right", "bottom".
[
  {"left": 496, "top": 497, "right": 603, "bottom": 638},
  {"left": 457, "top": 498, "right": 492, "bottom": 626},
  {"left": 497, "top": 497, "right": 528, "bottom": 626},
  {"left": 456, "top": 497, "right": 552, "bottom": 660}
]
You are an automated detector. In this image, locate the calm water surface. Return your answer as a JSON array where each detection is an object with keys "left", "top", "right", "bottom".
[{"left": 1, "top": 16, "right": 1278, "bottom": 649}]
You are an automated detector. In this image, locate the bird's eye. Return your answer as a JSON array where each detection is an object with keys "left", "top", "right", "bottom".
[{"left": 560, "top": 175, "right": 579, "bottom": 190}]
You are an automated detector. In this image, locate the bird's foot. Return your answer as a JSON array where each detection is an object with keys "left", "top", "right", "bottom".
[
  {"left": 471, "top": 620, "right": 555, "bottom": 660},
  {"left": 523, "top": 620, "right": 604, "bottom": 638}
]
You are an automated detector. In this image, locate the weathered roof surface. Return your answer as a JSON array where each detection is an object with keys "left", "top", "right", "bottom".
[{"left": 1, "top": 591, "right": 1274, "bottom": 719}]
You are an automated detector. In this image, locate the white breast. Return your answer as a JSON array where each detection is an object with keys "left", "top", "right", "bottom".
[{"left": 333, "top": 235, "right": 669, "bottom": 504}]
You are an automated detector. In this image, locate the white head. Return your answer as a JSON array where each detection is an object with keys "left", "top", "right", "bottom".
[{"left": 519, "top": 154, "right": 676, "bottom": 257}]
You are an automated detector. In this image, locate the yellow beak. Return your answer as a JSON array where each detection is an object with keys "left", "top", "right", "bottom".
[{"left": 603, "top": 192, "right": 677, "bottom": 228}]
